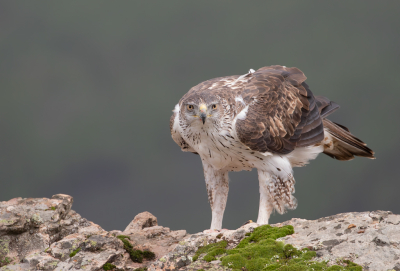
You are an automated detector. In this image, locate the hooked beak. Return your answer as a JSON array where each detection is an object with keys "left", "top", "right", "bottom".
[
  {"left": 199, "top": 103, "right": 207, "bottom": 124},
  {"left": 200, "top": 113, "right": 207, "bottom": 124}
]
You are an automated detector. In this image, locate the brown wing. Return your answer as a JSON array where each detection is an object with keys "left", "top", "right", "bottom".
[
  {"left": 235, "top": 65, "right": 324, "bottom": 154},
  {"left": 314, "top": 96, "right": 340, "bottom": 117}
]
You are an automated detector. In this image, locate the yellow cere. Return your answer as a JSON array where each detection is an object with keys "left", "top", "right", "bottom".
[{"left": 199, "top": 104, "right": 207, "bottom": 112}]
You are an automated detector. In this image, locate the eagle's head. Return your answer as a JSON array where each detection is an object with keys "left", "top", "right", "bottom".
[{"left": 180, "top": 95, "right": 223, "bottom": 128}]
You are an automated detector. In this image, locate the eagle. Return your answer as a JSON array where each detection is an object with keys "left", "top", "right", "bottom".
[{"left": 170, "top": 65, "right": 375, "bottom": 230}]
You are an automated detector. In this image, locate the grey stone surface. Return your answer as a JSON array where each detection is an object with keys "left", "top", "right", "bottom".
[
  {"left": 0, "top": 194, "right": 121, "bottom": 271},
  {"left": 1, "top": 196, "right": 188, "bottom": 271},
  {"left": 0, "top": 194, "right": 95, "bottom": 267},
  {"left": 124, "top": 211, "right": 158, "bottom": 233},
  {"left": 274, "top": 211, "right": 400, "bottom": 271},
  {"left": 1, "top": 195, "right": 400, "bottom": 271},
  {"left": 149, "top": 223, "right": 258, "bottom": 271}
]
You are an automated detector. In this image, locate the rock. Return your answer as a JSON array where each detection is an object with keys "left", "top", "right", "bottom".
[
  {"left": 148, "top": 223, "right": 258, "bottom": 271},
  {"left": 121, "top": 224, "right": 188, "bottom": 270},
  {"left": 2, "top": 195, "right": 400, "bottom": 271},
  {"left": 124, "top": 211, "right": 158, "bottom": 233},
  {"left": 1, "top": 196, "right": 188, "bottom": 271},
  {"left": 274, "top": 211, "right": 400, "bottom": 271},
  {"left": 387, "top": 214, "right": 400, "bottom": 225},
  {"left": 0, "top": 194, "right": 126, "bottom": 271},
  {"left": 0, "top": 194, "right": 96, "bottom": 267},
  {"left": 149, "top": 212, "right": 400, "bottom": 271}
]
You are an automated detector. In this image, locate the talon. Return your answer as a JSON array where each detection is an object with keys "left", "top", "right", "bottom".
[{"left": 242, "top": 220, "right": 254, "bottom": 226}]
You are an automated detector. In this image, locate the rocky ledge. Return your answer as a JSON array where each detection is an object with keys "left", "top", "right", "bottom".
[{"left": 0, "top": 195, "right": 399, "bottom": 271}]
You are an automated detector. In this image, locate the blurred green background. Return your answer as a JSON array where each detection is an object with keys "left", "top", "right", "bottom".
[{"left": 0, "top": 1, "right": 399, "bottom": 233}]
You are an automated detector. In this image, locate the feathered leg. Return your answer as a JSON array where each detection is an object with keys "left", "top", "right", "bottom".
[
  {"left": 257, "top": 161, "right": 297, "bottom": 224},
  {"left": 257, "top": 170, "right": 274, "bottom": 225},
  {"left": 202, "top": 161, "right": 229, "bottom": 230}
]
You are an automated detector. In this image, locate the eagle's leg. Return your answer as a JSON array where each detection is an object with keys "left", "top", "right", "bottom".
[
  {"left": 257, "top": 158, "right": 298, "bottom": 225},
  {"left": 202, "top": 161, "right": 229, "bottom": 230},
  {"left": 257, "top": 170, "right": 274, "bottom": 225}
]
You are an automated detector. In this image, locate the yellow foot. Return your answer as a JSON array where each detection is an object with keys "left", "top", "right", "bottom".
[{"left": 241, "top": 220, "right": 254, "bottom": 226}]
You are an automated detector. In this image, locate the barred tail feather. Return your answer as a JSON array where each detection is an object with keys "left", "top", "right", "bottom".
[{"left": 322, "top": 118, "right": 375, "bottom": 161}]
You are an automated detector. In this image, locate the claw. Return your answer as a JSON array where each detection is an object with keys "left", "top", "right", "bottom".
[{"left": 242, "top": 220, "right": 254, "bottom": 226}]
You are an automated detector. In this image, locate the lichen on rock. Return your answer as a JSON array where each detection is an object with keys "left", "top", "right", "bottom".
[{"left": 1, "top": 195, "right": 399, "bottom": 271}]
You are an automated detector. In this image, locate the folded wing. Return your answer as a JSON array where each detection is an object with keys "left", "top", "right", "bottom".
[{"left": 235, "top": 65, "right": 324, "bottom": 154}]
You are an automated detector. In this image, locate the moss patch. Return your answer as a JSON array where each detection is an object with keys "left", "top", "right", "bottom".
[
  {"left": 102, "top": 263, "right": 116, "bottom": 270},
  {"left": 193, "top": 240, "right": 228, "bottom": 262},
  {"left": 117, "top": 235, "right": 130, "bottom": 240},
  {"left": 0, "top": 256, "right": 11, "bottom": 267},
  {"left": 0, "top": 238, "right": 11, "bottom": 267},
  {"left": 117, "top": 235, "right": 155, "bottom": 263},
  {"left": 69, "top": 248, "right": 81, "bottom": 257},
  {"left": 212, "top": 224, "right": 362, "bottom": 271},
  {"left": 0, "top": 238, "right": 10, "bottom": 255}
]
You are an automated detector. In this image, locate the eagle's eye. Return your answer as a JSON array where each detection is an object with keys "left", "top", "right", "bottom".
[
  {"left": 187, "top": 105, "right": 194, "bottom": 111},
  {"left": 212, "top": 104, "right": 217, "bottom": 110}
]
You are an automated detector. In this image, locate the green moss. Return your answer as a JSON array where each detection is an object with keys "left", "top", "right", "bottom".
[
  {"left": 102, "top": 263, "right": 116, "bottom": 270},
  {"left": 343, "top": 260, "right": 359, "bottom": 266},
  {"left": 193, "top": 240, "right": 228, "bottom": 262},
  {"left": 133, "top": 268, "right": 147, "bottom": 271},
  {"left": 0, "top": 238, "right": 10, "bottom": 254},
  {"left": 0, "top": 238, "right": 11, "bottom": 267},
  {"left": 142, "top": 250, "right": 156, "bottom": 260},
  {"left": 69, "top": 248, "right": 81, "bottom": 257},
  {"left": 212, "top": 224, "right": 362, "bottom": 271},
  {"left": 117, "top": 235, "right": 155, "bottom": 263},
  {"left": 0, "top": 257, "right": 11, "bottom": 267},
  {"left": 130, "top": 249, "right": 144, "bottom": 263}
]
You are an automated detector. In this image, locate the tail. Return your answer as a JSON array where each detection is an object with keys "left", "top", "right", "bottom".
[{"left": 315, "top": 96, "right": 375, "bottom": 161}]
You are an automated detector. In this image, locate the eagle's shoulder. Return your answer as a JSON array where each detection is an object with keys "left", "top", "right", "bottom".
[{"left": 234, "top": 65, "right": 324, "bottom": 154}]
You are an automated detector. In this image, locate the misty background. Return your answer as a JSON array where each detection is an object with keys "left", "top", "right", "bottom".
[{"left": 0, "top": 1, "right": 399, "bottom": 233}]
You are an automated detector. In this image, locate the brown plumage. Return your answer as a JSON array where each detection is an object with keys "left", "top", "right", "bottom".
[
  {"left": 322, "top": 118, "right": 375, "bottom": 160},
  {"left": 170, "top": 65, "right": 375, "bottom": 230},
  {"left": 314, "top": 95, "right": 375, "bottom": 160},
  {"left": 235, "top": 66, "right": 324, "bottom": 154}
]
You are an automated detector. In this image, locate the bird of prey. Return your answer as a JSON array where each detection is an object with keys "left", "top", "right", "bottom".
[{"left": 170, "top": 65, "right": 374, "bottom": 230}]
